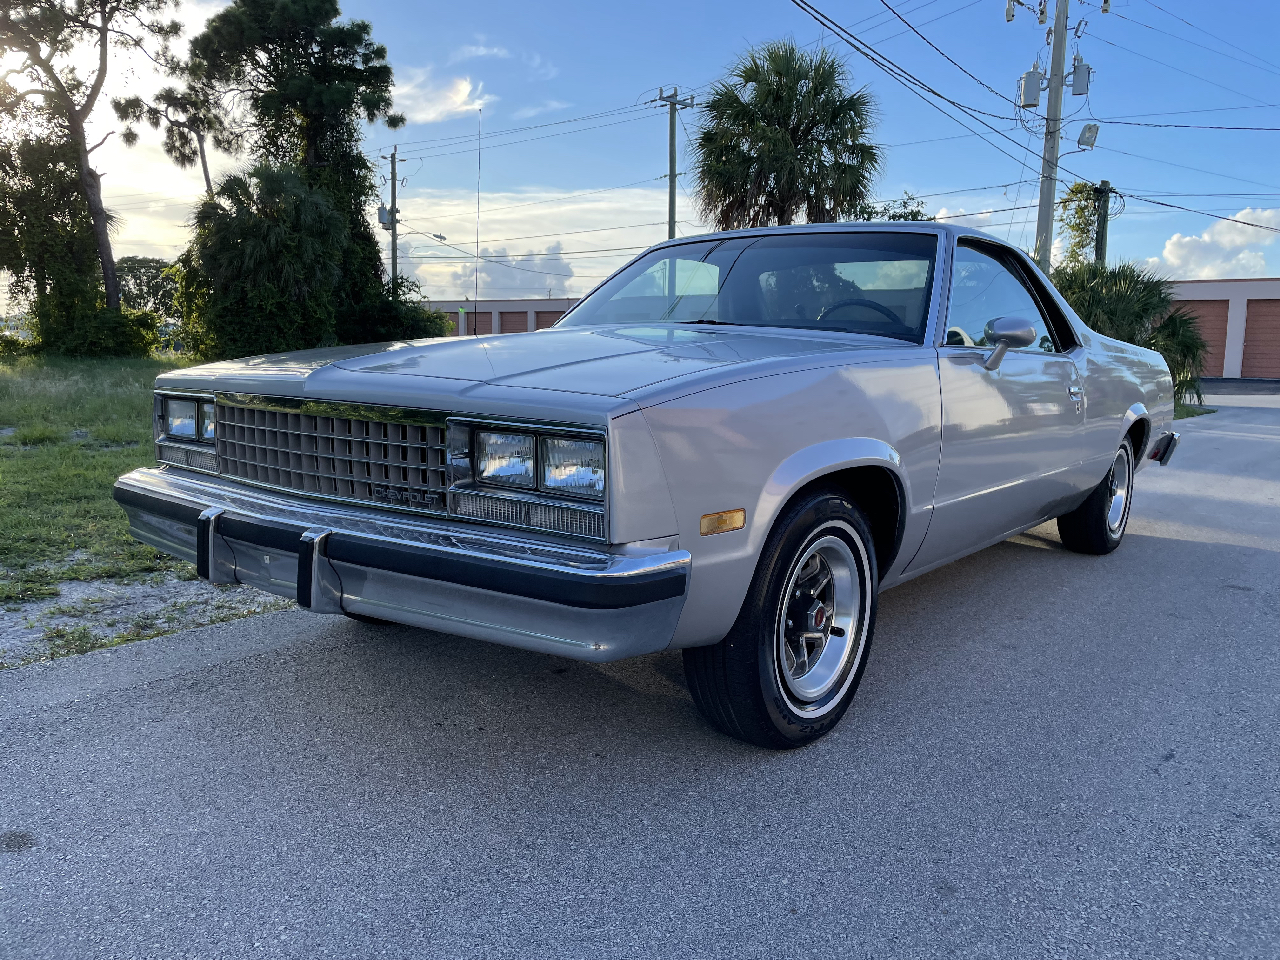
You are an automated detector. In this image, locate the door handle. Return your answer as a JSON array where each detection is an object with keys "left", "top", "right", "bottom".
[{"left": 1068, "top": 384, "right": 1082, "bottom": 414}]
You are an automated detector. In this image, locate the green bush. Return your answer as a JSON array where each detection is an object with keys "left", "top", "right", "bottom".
[
  {"left": 176, "top": 163, "right": 346, "bottom": 359},
  {"left": 34, "top": 297, "right": 159, "bottom": 358},
  {"left": 171, "top": 164, "right": 454, "bottom": 359}
]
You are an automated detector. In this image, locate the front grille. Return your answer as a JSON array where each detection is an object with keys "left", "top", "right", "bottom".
[
  {"left": 216, "top": 401, "right": 447, "bottom": 514},
  {"left": 453, "top": 491, "right": 605, "bottom": 540}
]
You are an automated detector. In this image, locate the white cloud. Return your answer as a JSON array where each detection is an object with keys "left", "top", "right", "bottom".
[
  {"left": 392, "top": 67, "right": 496, "bottom": 124},
  {"left": 523, "top": 53, "right": 559, "bottom": 81},
  {"left": 397, "top": 185, "right": 678, "bottom": 299},
  {"left": 1146, "top": 236, "right": 1268, "bottom": 280},
  {"left": 1199, "top": 207, "right": 1280, "bottom": 249},
  {"left": 448, "top": 44, "right": 510, "bottom": 64},
  {"left": 512, "top": 100, "right": 570, "bottom": 120},
  {"left": 935, "top": 206, "right": 994, "bottom": 226},
  {"left": 1144, "top": 207, "right": 1280, "bottom": 279},
  {"left": 445, "top": 243, "right": 575, "bottom": 299}
]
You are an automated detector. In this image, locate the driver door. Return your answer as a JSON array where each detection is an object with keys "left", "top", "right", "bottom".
[{"left": 907, "top": 241, "right": 1085, "bottom": 572}]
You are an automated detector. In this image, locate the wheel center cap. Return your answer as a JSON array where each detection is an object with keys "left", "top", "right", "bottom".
[{"left": 806, "top": 600, "right": 829, "bottom": 634}]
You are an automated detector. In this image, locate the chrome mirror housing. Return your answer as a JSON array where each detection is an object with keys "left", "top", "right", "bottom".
[{"left": 983, "top": 316, "right": 1038, "bottom": 370}]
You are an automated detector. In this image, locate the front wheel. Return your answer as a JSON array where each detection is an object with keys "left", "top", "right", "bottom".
[
  {"left": 683, "top": 492, "right": 879, "bottom": 749},
  {"left": 1057, "top": 437, "right": 1134, "bottom": 555}
]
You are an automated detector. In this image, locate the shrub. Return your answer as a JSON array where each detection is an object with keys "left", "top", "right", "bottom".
[
  {"left": 33, "top": 296, "right": 159, "bottom": 358},
  {"left": 176, "top": 163, "right": 346, "bottom": 359}
]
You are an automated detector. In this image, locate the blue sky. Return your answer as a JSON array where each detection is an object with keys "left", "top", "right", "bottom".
[{"left": 94, "top": 0, "right": 1280, "bottom": 299}]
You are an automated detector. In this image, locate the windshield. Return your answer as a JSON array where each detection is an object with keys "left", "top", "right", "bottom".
[{"left": 558, "top": 232, "right": 938, "bottom": 343}]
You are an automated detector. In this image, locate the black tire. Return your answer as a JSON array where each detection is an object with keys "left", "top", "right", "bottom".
[
  {"left": 1057, "top": 437, "right": 1134, "bottom": 555},
  {"left": 683, "top": 491, "right": 879, "bottom": 749},
  {"left": 344, "top": 612, "right": 395, "bottom": 626}
]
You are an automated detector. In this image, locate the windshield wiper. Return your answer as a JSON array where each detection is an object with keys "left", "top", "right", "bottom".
[{"left": 675, "top": 318, "right": 735, "bottom": 326}]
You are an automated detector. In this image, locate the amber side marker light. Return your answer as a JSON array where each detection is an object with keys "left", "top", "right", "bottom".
[{"left": 700, "top": 508, "right": 746, "bottom": 536}]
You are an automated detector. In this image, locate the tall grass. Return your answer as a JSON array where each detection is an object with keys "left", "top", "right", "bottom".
[{"left": 0, "top": 355, "right": 193, "bottom": 601}]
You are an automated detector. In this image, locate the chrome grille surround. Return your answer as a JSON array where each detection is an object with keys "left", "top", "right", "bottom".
[{"left": 215, "top": 394, "right": 448, "bottom": 515}]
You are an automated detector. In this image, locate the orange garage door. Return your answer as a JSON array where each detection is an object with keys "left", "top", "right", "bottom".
[
  {"left": 1242, "top": 299, "right": 1280, "bottom": 378},
  {"left": 500, "top": 311, "right": 529, "bottom": 333},
  {"left": 535, "top": 311, "right": 564, "bottom": 329},
  {"left": 465, "top": 311, "right": 491, "bottom": 336},
  {"left": 1179, "top": 300, "right": 1229, "bottom": 377}
]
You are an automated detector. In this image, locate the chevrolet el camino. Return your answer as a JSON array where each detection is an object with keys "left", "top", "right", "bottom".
[{"left": 114, "top": 224, "right": 1179, "bottom": 748}]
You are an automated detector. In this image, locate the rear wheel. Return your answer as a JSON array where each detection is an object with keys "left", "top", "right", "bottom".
[
  {"left": 1057, "top": 437, "right": 1134, "bottom": 555},
  {"left": 683, "top": 491, "right": 878, "bottom": 749}
]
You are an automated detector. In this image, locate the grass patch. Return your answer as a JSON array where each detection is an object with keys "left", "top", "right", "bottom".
[
  {"left": 0, "top": 354, "right": 196, "bottom": 602},
  {"left": 1175, "top": 401, "right": 1217, "bottom": 420}
]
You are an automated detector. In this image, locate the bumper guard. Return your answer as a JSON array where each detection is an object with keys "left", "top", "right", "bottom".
[{"left": 113, "top": 468, "right": 689, "bottom": 662}]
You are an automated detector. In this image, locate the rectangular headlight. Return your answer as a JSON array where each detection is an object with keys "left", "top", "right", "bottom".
[
  {"left": 163, "top": 398, "right": 216, "bottom": 444},
  {"left": 164, "top": 398, "right": 198, "bottom": 440},
  {"left": 475, "top": 432, "right": 536, "bottom": 488},
  {"left": 200, "top": 402, "right": 216, "bottom": 442},
  {"left": 541, "top": 437, "right": 605, "bottom": 500}
]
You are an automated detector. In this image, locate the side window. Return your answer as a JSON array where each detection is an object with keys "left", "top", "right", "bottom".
[{"left": 946, "top": 244, "right": 1056, "bottom": 353}]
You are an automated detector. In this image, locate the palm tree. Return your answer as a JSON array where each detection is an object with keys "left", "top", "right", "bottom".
[
  {"left": 1052, "top": 261, "right": 1208, "bottom": 403},
  {"left": 692, "top": 41, "right": 882, "bottom": 230}
]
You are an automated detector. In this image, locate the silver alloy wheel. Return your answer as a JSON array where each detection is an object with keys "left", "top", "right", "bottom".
[
  {"left": 1106, "top": 445, "right": 1133, "bottom": 535},
  {"left": 775, "top": 531, "right": 867, "bottom": 715}
]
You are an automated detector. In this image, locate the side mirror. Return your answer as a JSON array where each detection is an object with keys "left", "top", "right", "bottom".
[{"left": 982, "top": 316, "right": 1038, "bottom": 370}]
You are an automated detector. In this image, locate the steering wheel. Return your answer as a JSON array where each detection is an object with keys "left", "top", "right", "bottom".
[{"left": 814, "top": 297, "right": 902, "bottom": 327}]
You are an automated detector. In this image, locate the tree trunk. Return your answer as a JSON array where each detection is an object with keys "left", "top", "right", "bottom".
[
  {"left": 196, "top": 132, "right": 213, "bottom": 195},
  {"left": 69, "top": 115, "right": 120, "bottom": 311}
]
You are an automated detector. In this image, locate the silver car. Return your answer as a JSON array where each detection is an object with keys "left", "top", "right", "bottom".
[{"left": 115, "top": 223, "right": 1179, "bottom": 748}]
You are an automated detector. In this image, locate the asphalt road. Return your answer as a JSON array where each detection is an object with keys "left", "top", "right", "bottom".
[{"left": 2, "top": 397, "right": 1277, "bottom": 960}]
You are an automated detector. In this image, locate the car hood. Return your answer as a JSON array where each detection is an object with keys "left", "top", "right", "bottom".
[
  {"left": 328, "top": 325, "right": 908, "bottom": 397},
  {"left": 155, "top": 325, "right": 917, "bottom": 420}
]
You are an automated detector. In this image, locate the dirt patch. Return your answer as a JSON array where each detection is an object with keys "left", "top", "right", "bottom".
[{"left": 0, "top": 575, "right": 293, "bottom": 667}]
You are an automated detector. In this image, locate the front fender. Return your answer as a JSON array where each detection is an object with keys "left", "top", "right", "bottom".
[{"left": 756, "top": 437, "right": 907, "bottom": 541}]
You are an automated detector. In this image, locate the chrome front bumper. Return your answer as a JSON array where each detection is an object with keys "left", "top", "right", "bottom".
[{"left": 113, "top": 468, "right": 689, "bottom": 662}]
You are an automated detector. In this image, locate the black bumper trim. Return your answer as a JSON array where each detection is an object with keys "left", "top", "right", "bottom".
[
  {"left": 218, "top": 514, "right": 308, "bottom": 554},
  {"left": 325, "top": 534, "right": 684, "bottom": 610},
  {"left": 113, "top": 483, "right": 686, "bottom": 611},
  {"left": 113, "top": 485, "right": 203, "bottom": 527}
]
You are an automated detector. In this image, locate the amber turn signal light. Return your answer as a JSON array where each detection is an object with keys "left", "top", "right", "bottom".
[{"left": 700, "top": 508, "right": 745, "bottom": 536}]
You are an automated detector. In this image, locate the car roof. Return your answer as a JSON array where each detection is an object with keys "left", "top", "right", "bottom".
[{"left": 647, "top": 220, "right": 1015, "bottom": 251}]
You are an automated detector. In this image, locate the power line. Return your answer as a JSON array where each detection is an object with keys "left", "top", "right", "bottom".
[
  {"left": 1095, "top": 145, "right": 1280, "bottom": 191},
  {"left": 1076, "top": 1, "right": 1280, "bottom": 79},
  {"left": 788, "top": 0, "right": 1078, "bottom": 186},
  {"left": 866, "top": 0, "right": 985, "bottom": 47},
  {"left": 1098, "top": 103, "right": 1280, "bottom": 121},
  {"left": 871, "top": 0, "right": 1022, "bottom": 111},
  {"left": 368, "top": 104, "right": 650, "bottom": 154},
  {"left": 1083, "top": 30, "right": 1271, "bottom": 107},
  {"left": 1134, "top": 0, "right": 1280, "bottom": 75},
  {"left": 394, "top": 113, "right": 658, "bottom": 162},
  {"left": 1097, "top": 120, "right": 1280, "bottom": 132},
  {"left": 479, "top": 177, "right": 667, "bottom": 214},
  {"left": 1118, "top": 193, "right": 1280, "bottom": 235},
  {"left": 450, "top": 221, "right": 669, "bottom": 245}
]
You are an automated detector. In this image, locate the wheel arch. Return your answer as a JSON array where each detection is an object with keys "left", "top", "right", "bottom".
[
  {"left": 756, "top": 438, "right": 907, "bottom": 581},
  {"left": 1120, "top": 402, "right": 1151, "bottom": 460}
]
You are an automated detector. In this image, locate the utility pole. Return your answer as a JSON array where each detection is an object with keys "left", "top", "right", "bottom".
[
  {"left": 1093, "top": 179, "right": 1111, "bottom": 264},
  {"left": 1033, "top": 0, "right": 1070, "bottom": 273},
  {"left": 657, "top": 87, "right": 695, "bottom": 240},
  {"left": 389, "top": 146, "right": 398, "bottom": 284},
  {"left": 380, "top": 146, "right": 400, "bottom": 284}
]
